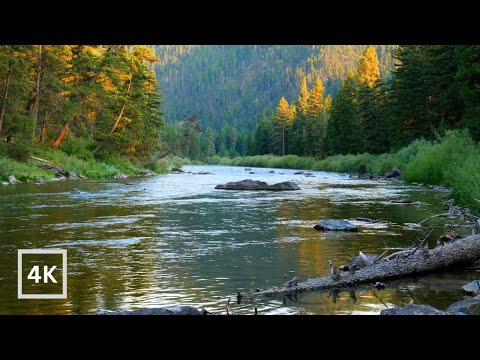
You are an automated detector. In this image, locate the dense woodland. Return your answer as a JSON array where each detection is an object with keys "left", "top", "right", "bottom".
[
  {"left": 0, "top": 45, "right": 163, "bottom": 164},
  {"left": 170, "top": 45, "right": 480, "bottom": 162},
  {"left": 154, "top": 45, "right": 395, "bottom": 130}
]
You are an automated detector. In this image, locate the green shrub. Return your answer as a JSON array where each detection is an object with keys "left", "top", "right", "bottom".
[
  {"left": 60, "top": 138, "right": 95, "bottom": 161},
  {"left": 1, "top": 140, "right": 34, "bottom": 162}
]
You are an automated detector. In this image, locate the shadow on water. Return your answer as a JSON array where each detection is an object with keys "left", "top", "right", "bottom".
[{"left": 0, "top": 165, "right": 477, "bottom": 314}]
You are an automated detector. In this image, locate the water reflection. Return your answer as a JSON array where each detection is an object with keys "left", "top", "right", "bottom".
[{"left": 0, "top": 165, "right": 478, "bottom": 314}]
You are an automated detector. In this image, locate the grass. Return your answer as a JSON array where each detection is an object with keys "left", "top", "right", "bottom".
[
  {"left": 207, "top": 130, "right": 480, "bottom": 213},
  {"left": 0, "top": 145, "right": 194, "bottom": 182}
]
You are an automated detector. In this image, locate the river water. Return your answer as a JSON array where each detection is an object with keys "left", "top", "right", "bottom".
[{"left": 0, "top": 165, "right": 478, "bottom": 315}]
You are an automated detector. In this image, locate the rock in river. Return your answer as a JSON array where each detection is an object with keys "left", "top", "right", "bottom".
[
  {"left": 384, "top": 167, "right": 401, "bottom": 178},
  {"left": 462, "top": 280, "right": 480, "bottom": 295},
  {"left": 215, "top": 179, "right": 300, "bottom": 191},
  {"left": 8, "top": 175, "right": 18, "bottom": 184},
  {"left": 446, "top": 298, "right": 480, "bottom": 315},
  {"left": 314, "top": 219, "right": 358, "bottom": 232},
  {"left": 381, "top": 304, "right": 446, "bottom": 315}
]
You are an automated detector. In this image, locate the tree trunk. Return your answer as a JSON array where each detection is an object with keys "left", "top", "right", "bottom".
[
  {"left": 52, "top": 115, "right": 76, "bottom": 149},
  {"left": 52, "top": 45, "right": 116, "bottom": 149},
  {"left": 249, "top": 234, "right": 480, "bottom": 299},
  {"left": 39, "top": 111, "right": 48, "bottom": 143},
  {"left": 32, "top": 45, "right": 42, "bottom": 124},
  {"left": 0, "top": 64, "right": 12, "bottom": 135},
  {"left": 282, "top": 125, "right": 285, "bottom": 156},
  {"left": 91, "top": 76, "right": 132, "bottom": 155}
]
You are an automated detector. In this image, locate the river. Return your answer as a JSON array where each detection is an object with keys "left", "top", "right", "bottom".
[{"left": 0, "top": 165, "right": 478, "bottom": 314}]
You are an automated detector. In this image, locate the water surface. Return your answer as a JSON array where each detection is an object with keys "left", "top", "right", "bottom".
[{"left": 1, "top": 165, "right": 478, "bottom": 314}]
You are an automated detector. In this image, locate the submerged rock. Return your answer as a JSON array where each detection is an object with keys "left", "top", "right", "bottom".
[
  {"left": 215, "top": 179, "right": 300, "bottom": 191},
  {"left": 98, "top": 305, "right": 202, "bottom": 315},
  {"left": 391, "top": 199, "right": 413, "bottom": 204},
  {"left": 314, "top": 219, "right": 358, "bottom": 232},
  {"left": 463, "top": 280, "right": 480, "bottom": 295},
  {"left": 446, "top": 298, "right": 480, "bottom": 315},
  {"left": 381, "top": 304, "right": 445, "bottom": 315}
]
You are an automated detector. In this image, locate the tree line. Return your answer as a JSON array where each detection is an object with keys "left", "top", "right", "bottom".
[{"left": 249, "top": 45, "right": 480, "bottom": 159}]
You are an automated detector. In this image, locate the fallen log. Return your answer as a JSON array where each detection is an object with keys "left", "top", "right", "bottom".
[{"left": 249, "top": 234, "right": 480, "bottom": 299}]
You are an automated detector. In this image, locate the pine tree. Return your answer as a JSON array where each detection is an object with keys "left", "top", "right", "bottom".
[
  {"left": 297, "top": 77, "right": 309, "bottom": 119},
  {"left": 274, "top": 97, "right": 294, "bottom": 155},
  {"left": 357, "top": 46, "right": 380, "bottom": 87},
  {"left": 325, "top": 71, "right": 359, "bottom": 155},
  {"left": 308, "top": 77, "right": 325, "bottom": 118}
]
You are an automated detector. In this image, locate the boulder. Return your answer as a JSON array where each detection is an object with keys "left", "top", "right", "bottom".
[
  {"left": 37, "top": 164, "right": 63, "bottom": 175},
  {"left": 384, "top": 167, "right": 401, "bottom": 178},
  {"left": 446, "top": 298, "right": 480, "bottom": 315},
  {"left": 314, "top": 220, "right": 358, "bottom": 232},
  {"left": 244, "top": 168, "right": 252, "bottom": 171},
  {"left": 139, "top": 168, "right": 156, "bottom": 177},
  {"left": 215, "top": 179, "right": 300, "bottom": 191},
  {"left": 98, "top": 305, "right": 202, "bottom": 315},
  {"left": 115, "top": 173, "right": 128, "bottom": 179},
  {"left": 269, "top": 170, "right": 275, "bottom": 173},
  {"left": 462, "top": 280, "right": 480, "bottom": 295},
  {"left": 294, "top": 171, "right": 304, "bottom": 175},
  {"left": 381, "top": 304, "right": 446, "bottom": 315},
  {"left": 56, "top": 174, "right": 66, "bottom": 180},
  {"left": 65, "top": 171, "right": 77, "bottom": 179},
  {"left": 249, "top": 172, "right": 255, "bottom": 174},
  {"left": 1, "top": 182, "right": 9, "bottom": 185},
  {"left": 33, "top": 177, "right": 46, "bottom": 184},
  {"left": 8, "top": 175, "right": 18, "bottom": 184}
]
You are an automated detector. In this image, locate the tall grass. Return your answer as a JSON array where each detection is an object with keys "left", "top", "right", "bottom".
[{"left": 207, "top": 130, "right": 480, "bottom": 213}]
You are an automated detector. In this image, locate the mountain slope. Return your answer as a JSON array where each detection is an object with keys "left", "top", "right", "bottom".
[{"left": 153, "top": 45, "right": 396, "bottom": 130}]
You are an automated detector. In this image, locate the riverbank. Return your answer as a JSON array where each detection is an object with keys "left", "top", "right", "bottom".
[
  {"left": 207, "top": 130, "right": 480, "bottom": 214},
  {"left": 0, "top": 148, "right": 192, "bottom": 184}
]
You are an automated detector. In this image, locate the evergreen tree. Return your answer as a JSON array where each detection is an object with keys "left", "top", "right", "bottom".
[
  {"left": 274, "top": 97, "right": 294, "bottom": 155},
  {"left": 325, "top": 71, "right": 359, "bottom": 155},
  {"left": 357, "top": 46, "right": 380, "bottom": 87},
  {"left": 308, "top": 77, "right": 325, "bottom": 118}
]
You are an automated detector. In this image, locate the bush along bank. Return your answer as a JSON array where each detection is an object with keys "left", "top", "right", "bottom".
[{"left": 207, "top": 130, "right": 480, "bottom": 214}]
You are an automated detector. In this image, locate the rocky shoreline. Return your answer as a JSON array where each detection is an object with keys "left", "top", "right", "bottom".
[{"left": 1, "top": 162, "right": 157, "bottom": 185}]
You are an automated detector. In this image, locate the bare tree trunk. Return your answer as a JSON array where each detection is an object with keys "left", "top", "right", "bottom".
[
  {"left": 32, "top": 46, "right": 43, "bottom": 125},
  {"left": 52, "top": 45, "right": 116, "bottom": 149},
  {"left": 92, "top": 76, "right": 132, "bottom": 155},
  {"left": 52, "top": 115, "right": 75, "bottom": 149},
  {"left": 0, "top": 64, "right": 12, "bottom": 134},
  {"left": 250, "top": 234, "right": 480, "bottom": 299},
  {"left": 39, "top": 111, "right": 48, "bottom": 143}
]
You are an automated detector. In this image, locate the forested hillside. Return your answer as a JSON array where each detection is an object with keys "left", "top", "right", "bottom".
[{"left": 153, "top": 45, "right": 396, "bottom": 130}]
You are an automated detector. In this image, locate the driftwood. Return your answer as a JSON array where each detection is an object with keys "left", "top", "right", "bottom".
[{"left": 249, "top": 234, "right": 480, "bottom": 299}]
